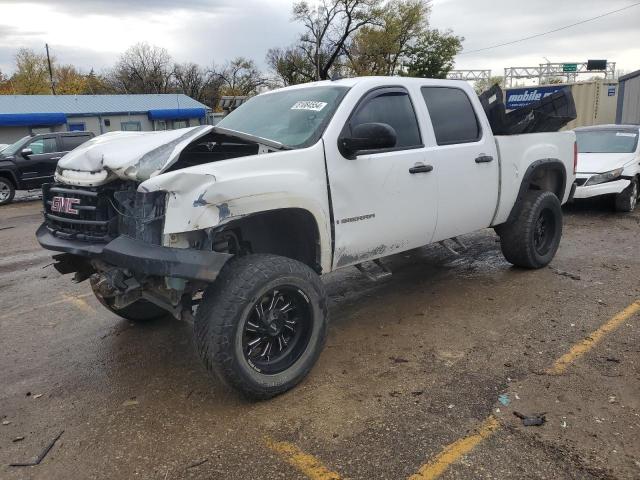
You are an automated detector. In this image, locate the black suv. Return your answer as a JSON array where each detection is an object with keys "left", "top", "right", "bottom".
[{"left": 0, "top": 131, "right": 94, "bottom": 205}]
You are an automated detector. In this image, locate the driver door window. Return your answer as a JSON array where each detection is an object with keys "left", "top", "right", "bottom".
[
  {"left": 348, "top": 89, "right": 422, "bottom": 150},
  {"left": 27, "top": 138, "right": 58, "bottom": 155}
]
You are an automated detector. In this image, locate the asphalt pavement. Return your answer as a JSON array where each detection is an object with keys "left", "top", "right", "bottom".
[{"left": 1, "top": 197, "right": 639, "bottom": 479}]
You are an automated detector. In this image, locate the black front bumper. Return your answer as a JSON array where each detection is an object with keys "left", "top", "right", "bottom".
[{"left": 37, "top": 224, "right": 232, "bottom": 282}]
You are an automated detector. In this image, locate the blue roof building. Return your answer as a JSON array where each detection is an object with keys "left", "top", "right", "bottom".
[{"left": 0, "top": 94, "right": 211, "bottom": 144}]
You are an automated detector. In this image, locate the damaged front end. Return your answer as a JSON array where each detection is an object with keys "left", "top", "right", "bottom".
[{"left": 38, "top": 179, "right": 232, "bottom": 321}]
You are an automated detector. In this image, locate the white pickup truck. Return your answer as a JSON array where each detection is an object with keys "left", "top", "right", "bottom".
[{"left": 37, "top": 77, "right": 576, "bottom": 399}]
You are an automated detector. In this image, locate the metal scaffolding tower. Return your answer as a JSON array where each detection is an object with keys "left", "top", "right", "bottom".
[
  {"left": 503, "top": 62, "right": 616, "bottom": 87},
  {"left": 446, "top": 70, "right": 492, "bottom": 81}
]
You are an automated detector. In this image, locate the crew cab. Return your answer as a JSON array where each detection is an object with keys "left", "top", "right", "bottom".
[
  {"left": 37, "top": 77, "right": 576, "bottom": 399},
  {"left": 573, "top": 124, "right": 640, "bottom": 212},
  {"left": 0, "top": 131, "right": 94, "bottom": 205}
]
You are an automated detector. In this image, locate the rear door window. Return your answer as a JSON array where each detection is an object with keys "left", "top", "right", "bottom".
[
  {"left": 349, "top": 89, "right": 422, "bottom": 149},
  {"left": 61, "top": 135, "right": 91, "bottom": 151},
  {"left": 421, "top": 87, "right": 481, "bottom": 145}
]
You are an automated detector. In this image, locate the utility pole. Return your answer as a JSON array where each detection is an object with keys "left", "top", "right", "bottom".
[{"left": 45, "top": 43, "right": 56, "bottom": 95}]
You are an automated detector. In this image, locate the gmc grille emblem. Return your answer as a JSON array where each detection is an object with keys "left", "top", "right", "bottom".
[{"left": 51, "top": 196, "right": 80, "bottom": 215}]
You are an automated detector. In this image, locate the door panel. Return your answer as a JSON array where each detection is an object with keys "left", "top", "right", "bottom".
[
  {"left": 324, "top": 87, "right": 438, "bottom": 269},
  {"left": 420, "top": 86, "right": 499, "bottom": 241},
  {"left": 16, "top": 136, "right": 61, "bottom": 188}
]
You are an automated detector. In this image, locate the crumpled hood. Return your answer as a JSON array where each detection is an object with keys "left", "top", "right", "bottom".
[
  {"left": 577, "top": 152, "right": 637, "bottom": 174},
  {"left": 56, "top": 125, "right": 213, "bottom": 185}
]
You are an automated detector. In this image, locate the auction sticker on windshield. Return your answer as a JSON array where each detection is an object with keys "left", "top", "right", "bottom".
[
  {"left": 291, "top": 101, "right": 328, "bottom": 111},
  {"left": 616, "top": 132, "right": 637, "bottom": 137}
]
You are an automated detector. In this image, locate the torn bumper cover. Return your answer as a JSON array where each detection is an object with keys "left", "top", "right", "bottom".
[{"left": 36, "top": 224, "right": 232, "bottom": 282}]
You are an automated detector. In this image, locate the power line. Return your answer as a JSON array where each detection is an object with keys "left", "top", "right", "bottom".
[{"left": 459, "top": 1, "right": 640, "bottom": 55}]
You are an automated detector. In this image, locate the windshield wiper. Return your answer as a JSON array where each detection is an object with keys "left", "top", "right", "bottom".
[{"left": 213, "top": 126, "right": 291, "bottom": 151}]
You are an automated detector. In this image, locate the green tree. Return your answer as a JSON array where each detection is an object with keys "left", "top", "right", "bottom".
[
  {"left": 403, "top": 28, "right": 463, "bottom": 79},
  {"left": 12, "top": 48, "right": 50, "bottom": 94}
]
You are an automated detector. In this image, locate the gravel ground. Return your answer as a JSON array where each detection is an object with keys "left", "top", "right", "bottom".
[{"left": 1, "top": 197, "right": 639, "bottom": 479}]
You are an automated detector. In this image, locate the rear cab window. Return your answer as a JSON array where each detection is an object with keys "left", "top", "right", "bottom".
[
  {"left": 61, "top": 135, "right": 92, "bottom": 151},
  {"left": 421, "top": 87, "right": 481, "bottom": 145}
]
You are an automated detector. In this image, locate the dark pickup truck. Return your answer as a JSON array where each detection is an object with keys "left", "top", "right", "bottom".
[{"left": 0, "top": 131, "right": 94, "bottom": 205}]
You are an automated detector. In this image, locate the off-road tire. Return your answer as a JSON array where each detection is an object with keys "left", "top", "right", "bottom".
[
  {"left": 91, "top": 284, "right": 167, "bottom": 322},
  {"left": 614, "top": 177, "right": 638, "bottom": 213},
  {"left": 497, "top": 190, "right": 563, "bottom": 269},
  {"left": 0, "top": 177, "right": 15, "bottom": 206},
  {"left": 194, "top": 254, "right": 328, "bottom": 400}
]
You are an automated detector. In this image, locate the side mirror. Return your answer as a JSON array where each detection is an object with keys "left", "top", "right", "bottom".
[
  {"left": 339, "top": 122, "right": 397, "bottom": 159},
  {"left": 21, "top": 148, "right": 33, "bottom": 158}
]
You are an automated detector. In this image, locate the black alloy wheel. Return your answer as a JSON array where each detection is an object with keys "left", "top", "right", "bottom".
[
  {"left": 533, "top": 208, "right": 557, "bottom": 257},
  {"left": 242, "top": 287, "right": 313, "bottom": 374}
]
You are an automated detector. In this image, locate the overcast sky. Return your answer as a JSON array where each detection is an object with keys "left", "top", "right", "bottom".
[{"left": 0, "top": 0, "right": 638, "bottom": 80}]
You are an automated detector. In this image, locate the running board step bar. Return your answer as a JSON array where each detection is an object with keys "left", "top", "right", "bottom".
[
  {"left": 355, "top": 259, "right": 392, "bottom": 281},
  {"left": 439, "top": 237, "right": 468, "bottom": 256}
]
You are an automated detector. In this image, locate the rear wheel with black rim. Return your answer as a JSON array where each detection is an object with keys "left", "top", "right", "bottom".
[
  {"left": 194, "top": 254, "right": 328, "bottom": 400},
  {"left": 0, "top": 177, "right": 15, "bottom": 206},
  {"left": 496, "top": 190, "right": 563, "bottom": 269},
  {"left": 615, "top": 177, "right": 638, "bottom": 212}
]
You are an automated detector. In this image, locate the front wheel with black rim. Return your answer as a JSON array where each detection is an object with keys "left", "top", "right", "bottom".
[
  {"left": 194, "top": 254, "right": 328, "bottom": 400},
  {"left": 496, "top": 190, "right": 563, "bottom": 269},
  {"left": 0, "top": 177, "right": 15, "bottom": 206},
  {"left": 615, "top": 177, "right": 638, "bottom": 212}
]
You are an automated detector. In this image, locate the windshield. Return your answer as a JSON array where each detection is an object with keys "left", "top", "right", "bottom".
[
  {"left": 1, "top": 136, "right": 30, "bottom": 156},
  {"left": 0, "top": 137, "right": 31, "bottom": 156},
  {"left": 217, "top": 86, "right": 349, "bottom": 148},
  {"left": 576, "top": 130, "right": 639, "bottom": 154}
]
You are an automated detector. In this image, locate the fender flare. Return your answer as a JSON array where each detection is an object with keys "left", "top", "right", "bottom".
[{"left": 505, "top": 158, "right": 567, "bottom": 224}]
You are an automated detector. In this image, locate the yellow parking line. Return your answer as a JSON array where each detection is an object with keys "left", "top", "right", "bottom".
[
  {"left": 408, "top": 416, "right": 499, "bottom": 480},
  {"left": 265, "top": 438, "right": 342, "bottom": 480},
  {"left": 547, "top": 300, "right": 640, "bottom": 375},
  {"left": 0, "top": 293, "right": 93, "bottom": 319},
  {"left": 410, "top": 299, "right": 640, "bottom": 479}
]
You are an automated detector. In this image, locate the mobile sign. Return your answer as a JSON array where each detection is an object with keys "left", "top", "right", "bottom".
[{"left": 505, "top": 86, "right": 566, "bottom": 109}]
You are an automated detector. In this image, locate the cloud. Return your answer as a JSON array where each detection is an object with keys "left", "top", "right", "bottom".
[
  {"left": 0, "top": 0, "right": 229, "bottom": 15},
  {"left": 430, "top": 0, "right": 640, "bottom": 75}
]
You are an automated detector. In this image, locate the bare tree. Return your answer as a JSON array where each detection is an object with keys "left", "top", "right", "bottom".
[
  {"left": 266, "top": 47, "right": 316, "bottom": 86},
  {"left": 107, "top": 42, "right": 174, "bottom": 94},
  {"left": 217, "top": 57, "right": 267, "bottom": 96},
  {"left": 293, "top": 0, "right": 382, "bottom": 80}
]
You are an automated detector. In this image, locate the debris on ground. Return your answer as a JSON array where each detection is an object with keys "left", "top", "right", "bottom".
[
  {"left": 513, "top": 411, "right": 546, "bottom": 426},
  {"left": 549, "top": 266, "right": 581, "bottom": 280},
  {"left": 605, "top": 357, "right": 621, "bottom": 363},
  {"left": 122, "top": 398, "right": 139, "bottom": 406},
  {"left": 13, "top": 436, "right": 25, "bottom": 442},
  {"left": 389, "top": 356, "right": 409, "bottom": 364},
  {"left": 187, "top": 458, "right": 208, "bottom": 469},
  {"left": 498, "top": 394, "right": 510, "bottom": 406},
  {"left": 9, "top": 430, "right": 64, "bottom": 467},
  {"left": 2, "top": 420, "right": 11, "bottom": 425},
  {"left": 32, "top": 393, "right": 43, "bottom": 399}
]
